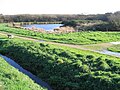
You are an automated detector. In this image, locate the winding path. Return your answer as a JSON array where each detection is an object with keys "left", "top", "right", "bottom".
[{"left": 0, "top": 31, "right": 120, "bottom": 58}]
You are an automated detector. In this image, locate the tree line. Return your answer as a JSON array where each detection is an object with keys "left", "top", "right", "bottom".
[
  {"left": 63, "top": 11, "right": 120, "bottom": 31},
  {"left": 0, "top": 13, "right": 110, "bottom": 23},
  {"left": 0, "top": 11, "right": 120, "bottom": 31}
]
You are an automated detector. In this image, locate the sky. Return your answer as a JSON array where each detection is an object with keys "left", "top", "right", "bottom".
[{"left": 0, "top": 0, "right": 120, "bottom": 15}]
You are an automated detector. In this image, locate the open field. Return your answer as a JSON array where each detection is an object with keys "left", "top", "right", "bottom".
[
  {"left": 0, "top": 35, "right": 120, "bottom": 90},
  {"left": 0, "top": 24, "right": 120, "bottom": 45},
  {"left": 0, "top": 57, "right": 46, "bottom": 90}
]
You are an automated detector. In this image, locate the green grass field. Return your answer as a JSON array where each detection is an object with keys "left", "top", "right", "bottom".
[
  {"left": 0, "top": 24, "right": 120, "bottom": 45},
  {"left": 0, "top": 35, "right": 120, "bottom": 90},
  {"left": 0, "top": 57, "right": 46, "bottom": 90},
  {"left": 108, "top": 44, "right": 120, "bottom": 53}
]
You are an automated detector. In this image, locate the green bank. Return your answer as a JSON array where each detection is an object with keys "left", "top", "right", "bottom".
[
  {"left": 0, "top": 36, "right": 119, "bottom": 90},
  {"left": 0, "top": 57, "right": 46, "bottom": 90}
]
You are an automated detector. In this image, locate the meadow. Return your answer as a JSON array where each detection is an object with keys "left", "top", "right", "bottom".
[
  {"left": 0, "top": 24, "right": 120, "bottom": 45},
  {"left": 0, "top": 57, "right": 46, "bottom": 90},
  {"left": 0, "top": 35, "right": 120, "bottom": 90}
]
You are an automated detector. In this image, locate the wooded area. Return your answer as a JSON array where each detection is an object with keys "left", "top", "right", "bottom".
[{"left": 0, "top": 11, "right": 120, "bottom": 31}]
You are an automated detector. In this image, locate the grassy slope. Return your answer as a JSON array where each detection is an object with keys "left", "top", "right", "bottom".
[
  {"left": 0, "top": 36, "right": 120, "bottom": 90},
  {"left": 0, "top": 57, "right": 46, "bottom": 90},
  {"left": 108, "top": 44, "right": 120, "bottom": 53},
  {"left": 0, "top": 24, "right": 120, "bottom": 45}
]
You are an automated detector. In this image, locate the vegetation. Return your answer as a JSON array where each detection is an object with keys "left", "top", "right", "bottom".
[
  {"left": 0, "top": 36, "right": 120, "bottom": 90},
  {"left": 0, "top": 11, "right": 120, "bottom": 31},
  {"left": 45, "top": 32, "right": 120, "bottom": 44},
  {"left": 0, "top": 24, "right": 120, "bottom": 45},
  {"left": 0, "top": 57, "right": 46, "bottom": 90},
  {"left": 0, "top": 14, "right": 109, "bottom": 23},
  {"left": 108, "top": 11, "right": 120, "bottom": 30},
  {"left": 62, "top": 11, "right": 120, "bottom": 31},
  {"left": 62, "top": 20, "right": 110, "bottom": 31},
  {"left": 0, "top": 11, "right": 120, "bottom": 90},
  {"left": 108, "top": 44, "right": 120, "bottom": 53}
]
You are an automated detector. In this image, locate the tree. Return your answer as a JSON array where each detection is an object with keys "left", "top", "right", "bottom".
[
  {"left": 108, "top": 11, "right": 120, "bottom": 30},
  {"left": 0, "top": 14, "right": 4, "bottom": 23}
]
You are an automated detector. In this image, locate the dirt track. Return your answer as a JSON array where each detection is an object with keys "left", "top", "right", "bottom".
[{"left": 0, "top": 32, "right": 120, "bottom": 58}]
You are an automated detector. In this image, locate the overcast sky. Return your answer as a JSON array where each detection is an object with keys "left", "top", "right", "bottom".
[{"left": 0, "top": 0, "right": 120, "bottom": 15}]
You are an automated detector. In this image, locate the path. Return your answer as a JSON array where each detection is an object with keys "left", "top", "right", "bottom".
[{"left": 0, "top": 32, "right": 120, "bottom": 58}]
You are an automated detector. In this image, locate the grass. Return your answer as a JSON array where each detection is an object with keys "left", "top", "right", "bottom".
[
  {"left": 0, "top": 24, "right": 120, "bottom": 45},
  {"left": 0, "top": 57, "right": 46, "bottom": 90},
  {"left": 81, "top": 43, "right": 113, "bottom": 51},
  {"left": 108, "top": 44, "right": 120, "bottom": 53},
  {"left": 0, "top": 35, "right": 120, "bottom": 90}
]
